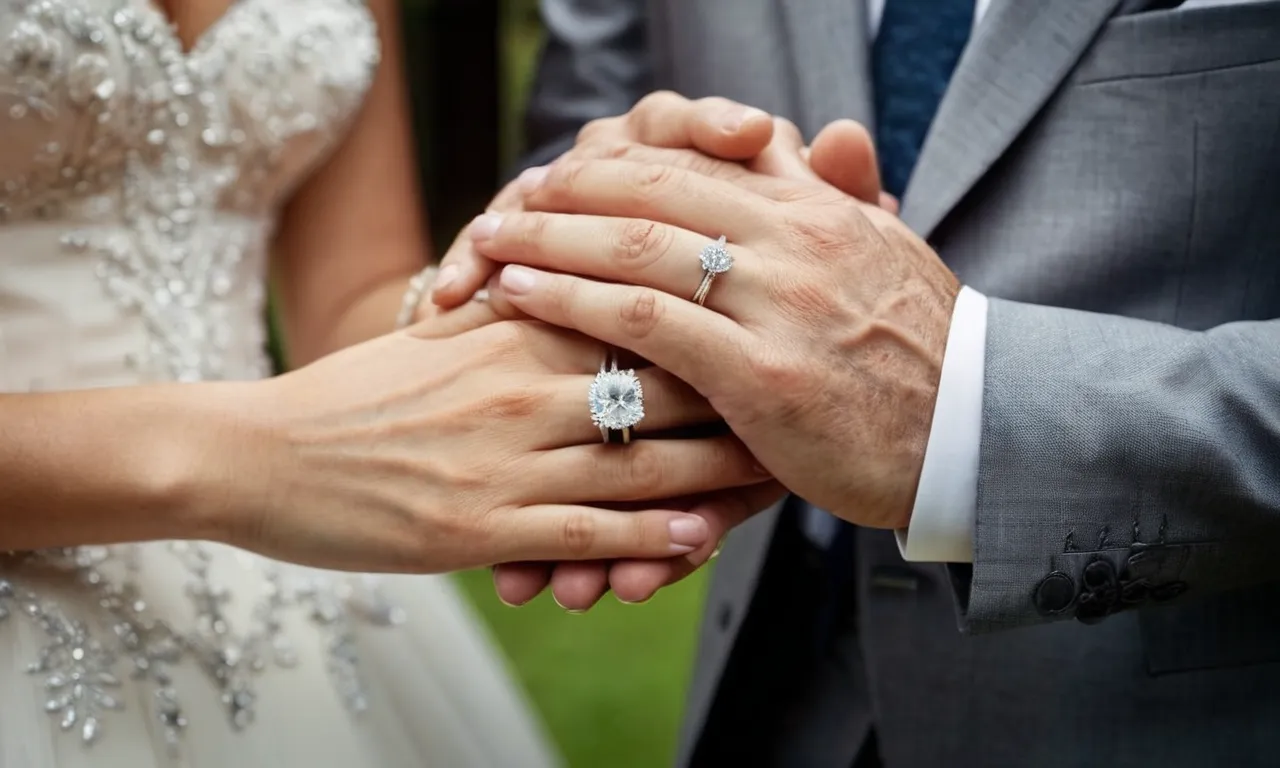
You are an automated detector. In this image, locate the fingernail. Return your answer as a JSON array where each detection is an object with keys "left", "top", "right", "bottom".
[
  {"left": 500, "top": 265, "right": 537, "bottom": 295},
  {"left": 565, "top": 608, "right": 587, "bottom": 615},
  {"left": 496, "top": 594, "right": 519, "bottom": 608},
  {"left": 433, "top": 263, "right": 459, "bottom": 292},
  {"left": 468, "top": 213, "right": 504, "bottom": 241},
  {"left": 669, "top": 515, "right": 708, "bottom": 552},
  {"left": 718, "top": 106, "right": 765, "bottom": 133},
  {"left": 517, "top": 165, "right": 549, "bottom": 193},
  {"left": 617, "top": 594, "right": 651, "bottom": 605}
]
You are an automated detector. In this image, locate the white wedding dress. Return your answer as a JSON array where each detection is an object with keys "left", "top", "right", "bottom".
[{"left": 0, "top": 1, "right": 559, "bottom": 766}]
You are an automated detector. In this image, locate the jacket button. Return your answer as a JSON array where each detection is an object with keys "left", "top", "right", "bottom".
[{"left": 1033, "top": 571, "right": 1076, "bottom": 615}]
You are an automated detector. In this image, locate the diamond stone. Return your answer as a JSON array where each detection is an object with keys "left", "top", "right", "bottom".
[
  {"left": 699, "top": 236, "right": 733, "bottom": 274},
  {"left": 589, "top": 369, "right": 645, "bottom": 430}
]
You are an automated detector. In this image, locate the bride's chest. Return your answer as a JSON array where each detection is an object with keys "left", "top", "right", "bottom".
[{"left": 0, "top": 0, "right": 379, "bottom": 221}]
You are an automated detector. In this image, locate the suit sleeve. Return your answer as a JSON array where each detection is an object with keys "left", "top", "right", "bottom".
[
  {"left": 515, "top": 0, "right": 655, "bottom": 174},
  {"left": 954, "top": 299, "right": 1280, "bottom": 633}
]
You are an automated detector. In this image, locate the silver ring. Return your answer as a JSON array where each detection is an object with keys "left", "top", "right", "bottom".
[
  {"left": 589, "top": 349, "right": 645, "bottom": 444},
  {"left": 692, "top": 235, "right": 733, "bottom": 306}
]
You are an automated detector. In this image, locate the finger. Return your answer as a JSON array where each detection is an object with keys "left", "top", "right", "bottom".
[
  {"left": 609, "top": 482, "right": 785, "bottom": 603},
  {"left": 534, "top": 436, "right": 767, "bottom": 504},
  {"left": 808, "top": 119, "right": 882, "bottom": 204},
  {"left": 746, "top": 118, "right": 817, "bottom": 181},
  {"left": 431, "top": 179, "right": 526, "bottom": 308},
  {"left": 495, "top": 265, "right": 752, "bottom": 390},
  {"left": 491, "top": 506, "right": 710, "bottom": 563},
  {"left": 541, "top": 366, "right": 721, "bottom": 448},
  {"left": 492, "top": 562, "right": 552, "bottom": 606},
  {"left": 408, "top": 296, "right": 512, "bottom": 339},
  {"left": 548, "top": 561, "right": 611, "bottom": 612},
  {"left": 622, "top": 92, "right": 775, "bottom": 160},
  {"left": 522, "top": 159, "right": 779, "bottom": 243},
  {"left": 879, "top": 192, "right": 900, "bottom": 215},
  {"left": 471, "top": 212, "right": 760, "bottom": 316},
  {"left": 568, "top": 142, "right": 799, "bottom": 200}
]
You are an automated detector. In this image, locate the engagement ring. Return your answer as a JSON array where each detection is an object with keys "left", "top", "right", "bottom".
[
  {"left": 589, "top": 350, "right": 644, "bottom": 444},
  {"left": 693, "top": 235, "right": 733, "bottom": 306}
]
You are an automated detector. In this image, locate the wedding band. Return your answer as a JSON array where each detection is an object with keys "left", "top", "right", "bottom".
[
  {"left": 588, "top": 349, "right": 645, "bottom": 444},
  {"left": 693, "top": 235, "right": 733, "bottom": 306}
]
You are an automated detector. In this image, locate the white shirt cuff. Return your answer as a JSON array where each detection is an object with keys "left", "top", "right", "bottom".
[{"left": 894, "top": 286, "right": 988, "bottom": 563}]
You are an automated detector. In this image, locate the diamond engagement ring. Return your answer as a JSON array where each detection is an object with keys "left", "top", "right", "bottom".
[
  {"left": 589, "top": 349, "right": 645, "bottom": 444},
  {"left": 693, "top": 235, "right": 733, "bottom": 306}
]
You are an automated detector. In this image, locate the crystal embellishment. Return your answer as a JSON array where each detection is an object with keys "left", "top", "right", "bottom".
[
  {"left": 699, "top": 235, "right": 733, "bottom": 274},
  {"left": 589, "top": 366, "right": 646, "bottom": 431}
]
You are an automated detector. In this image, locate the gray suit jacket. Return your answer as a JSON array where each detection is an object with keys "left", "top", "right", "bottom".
[{"left": 526, "top": 1, "right": 1280, "bottom": 765}]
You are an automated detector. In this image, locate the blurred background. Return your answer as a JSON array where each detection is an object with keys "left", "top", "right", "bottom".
[{"left": 392, "top": 2, "right": 710, "bottom": 766}]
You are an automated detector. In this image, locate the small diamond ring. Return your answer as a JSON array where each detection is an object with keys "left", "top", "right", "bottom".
[
  {"left": 693, "top": 235, "right": 733, "bottom": 306},
  {"left": 589, "top": 349, "right": 645, "bottom": 444}
]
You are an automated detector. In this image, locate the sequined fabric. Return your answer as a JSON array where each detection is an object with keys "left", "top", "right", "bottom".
[{"left": 0, "top": 0, "right": 426, "bottom": 756}]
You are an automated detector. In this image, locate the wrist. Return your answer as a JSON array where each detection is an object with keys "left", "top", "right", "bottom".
[{"left": 147, "top": 380, "right": 281, "bottom": 545}]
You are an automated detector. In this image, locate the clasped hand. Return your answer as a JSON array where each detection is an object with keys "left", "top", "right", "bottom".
[{"left": 418, "top": 93, "right": 958, "bottom": 611}]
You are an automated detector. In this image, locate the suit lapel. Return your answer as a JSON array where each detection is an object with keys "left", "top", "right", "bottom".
[
  {"left": 775, "top": 0, "right": 874, "bottom": 132},
  {"left": 900, "top": 0, "right": 1122, "bottom": 239}
]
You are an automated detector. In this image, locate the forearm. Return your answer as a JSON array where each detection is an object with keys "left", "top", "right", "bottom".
[
  {"left": 284, "top": 270, "right": 420, "bottom": 366},
  {"left": 962, "top": 299, "right": 1280, "bottom": 631},
  {"left": 0, "top": 383, "right": 251, "bottom": 551}
]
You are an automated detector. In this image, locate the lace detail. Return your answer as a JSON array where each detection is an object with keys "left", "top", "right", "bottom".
[{"left": 0, "top": 0, "right": 396, "bottom": 753}]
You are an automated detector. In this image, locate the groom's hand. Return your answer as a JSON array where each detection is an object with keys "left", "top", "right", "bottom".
[
  {"left": 482, "top": 158, "right": 958, "bottom": 534},
  {"left": 430, "top": 92, "right": 892, "bottom": 313}
]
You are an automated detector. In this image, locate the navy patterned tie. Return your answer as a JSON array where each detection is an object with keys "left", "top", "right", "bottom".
[{"left": 871, "top": 0, "right": 975, "bottom": 197}]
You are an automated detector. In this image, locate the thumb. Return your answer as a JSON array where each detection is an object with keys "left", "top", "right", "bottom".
[{"left": 808, "top": 119, "right": 882, "bottom": 204}]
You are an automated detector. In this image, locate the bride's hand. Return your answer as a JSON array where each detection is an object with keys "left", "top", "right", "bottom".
[{"left": 207, "top": 320, "right": 766, "bottom": 573}]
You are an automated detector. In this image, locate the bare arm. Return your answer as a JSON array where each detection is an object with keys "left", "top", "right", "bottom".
[
  {"left": 0, "top": 385, "right": 246, "bottom": 551},
  {"left": 271, "top": 0, "right": 430, "bottom": 366}
]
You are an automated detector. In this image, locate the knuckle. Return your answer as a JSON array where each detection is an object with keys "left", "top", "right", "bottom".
[
  {"left": 547, "top": 159, "right": 586, "bottom": 197},
  {"left": 576, "top": 116, "right": 619, "bottom": 146},
  {"left": 613, "top": 219, "right": 672, "bottom": 269},
  {"left": 617, "top": 288, "right": 664, "bottom": 340},
  {"left": 479, "top": 320, "right": 533, "bottom": 363},
  {"left": 560, "top": 511, "right": 597, "bottom": 557},
  {"left": 746, "top": 347, "right": 809, "bottom": 396},
  {"left": 514, "top": 211, "right": 551, "bottom": 249},
  {"left": 632, "top": 90, "right": 683, "bottom": 119},
  {"left": 623, "top": 445, "right": 665, "bottom": 494},
  {"left": 630, "top": 163, "right": 680, "bottom": 201},
  {"left": 472, "top": 386, "right": 545, "bottom": 421},
  {"left": 773, "top": 116, "right": 803, "bottom": 143}
]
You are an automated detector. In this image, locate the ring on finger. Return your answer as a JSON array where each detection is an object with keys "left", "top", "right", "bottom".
[
  {"left": 589, "top": 348, "right": 645, "bottom": 444},
  {"left": 693, "top": 235, "right": 733, "bottom": 306}
]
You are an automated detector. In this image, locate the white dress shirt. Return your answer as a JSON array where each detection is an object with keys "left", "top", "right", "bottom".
[{"left": 802, "top": 0, "right": 991, "bottom": 563}]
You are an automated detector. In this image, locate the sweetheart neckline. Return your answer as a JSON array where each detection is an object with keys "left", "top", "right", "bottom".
[{"left": 139, "top": 0, "right": 247, "bottom": 58}]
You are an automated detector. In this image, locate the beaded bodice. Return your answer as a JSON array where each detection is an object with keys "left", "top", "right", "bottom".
[{"left": 0, "top": 0, "right": 391, "bottom": 754}]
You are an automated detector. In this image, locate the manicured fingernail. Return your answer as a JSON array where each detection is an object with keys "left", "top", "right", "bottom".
[
  {"left": 433, "top": 263, "right": 459, "bottom": 292},
  {"left": 669, "top": 515, "right": 708, "bottom": 551},
  {"left": 496, "top": 594, "right": 519, "bottom": 608},
  {"left": 565, "top": 608, "right": 587, "bottom": 615},
  {"left": 500, "top": 265, "right": 537, "bottom": 295},
  {"left": 517, "top": 165, "right": 549, "bottom": 193},
  {"left": 617, "top": 594, "right": 651, "bottom": 605},
  {"left": 718, "top": 106, "right": 766, "bottom": 132},
  {"left": 469, "top": 213, "right": 504, "bottom": 241}
]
